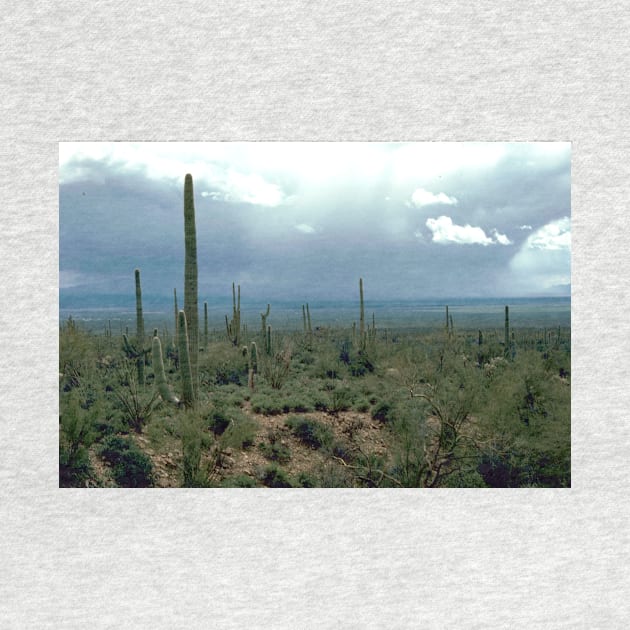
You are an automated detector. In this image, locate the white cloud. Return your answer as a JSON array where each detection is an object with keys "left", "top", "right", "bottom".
[
  {"left": 425, "top": 216, "right": 494, "bottom": 246},
  {"left": 408, "top": 188, "right": 458, "bottom": 208},
  {"left": 295, "top": 223, "right": 316, "bottom": 234},
  {"left": 492, "top": 229, "right": 513, "bottom": 246},
  {"left": 223, "top": 170, "right": 285, "bottom": 207},
  {"left": 526, "top": 217, "right": 570, "bottom": 250},
  {"left": 518, "top": 224, "right": 533, "bottom": 230},
  {"left": 508, "top": 217, "right": 571, "bottom": 292}
]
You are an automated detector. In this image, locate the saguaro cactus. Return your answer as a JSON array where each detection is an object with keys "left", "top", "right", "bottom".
[
  {"left": 173, "top": 288, "right": 178, "bottom": 346},
  {"left": 135, "top": 268, "right": 145, "bottom": 385},
  {"left": 183, "top": 174, "right": 198, "bottom": 398},
  {"left": 152, "top": 335, "right": 179, "bottom": 404},
  {"left": 225, "top": 282, "right": 241, "bottom": 346},
  {"left": 504, "top": 305, "right": 510, "bottom": 358},
  {"left": 178, "top": 310, "right": 195, "bottom": 407},
  {"left": 247, "top": 341, "right": 259, "bottom": 390},
  {"left": 359, "top": 278, "right": 366, "bottom": 350},
  {"left": 204, "top": 301, "right": 208, "bottom": 349},
  {"left": 260, "top": 304, "right": 270, "bottom": 336}
]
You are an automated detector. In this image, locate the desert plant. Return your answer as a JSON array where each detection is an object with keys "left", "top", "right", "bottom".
[
  {"left": 225, "top": 282, "right": 241, "bottom": 346},
  {"left": 98, "top": 435, "right": 154, "bottom": 487},
  {"left": 59, "top": 391, "right": 98, "bottom": 486},
  {"left": 285, "top": 415, "right": 333, "bottom": 449},
  {"left": 151, "top": 335, "right": 179, "bottom": 405},
  {"left": 113, "top": 363, "right": 160, "bottom": 432},
  {"left": 183, "top": 173, "right": 199, "bottom": 398},
  {"left": 134, "top": 268, "right": 145, "bottom": 385},
  {"left": 177, "top": 310, "right": 195, "bottom": 407}
]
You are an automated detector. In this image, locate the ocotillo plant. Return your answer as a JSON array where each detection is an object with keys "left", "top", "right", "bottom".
[
  {"left": 260, "top": 304, "right": 270, "bottom": 336},
  {"left": 152, "top": 335, "right": 179, "bottom": 405},
  {"left": 177, "top": 310, "right": 195, "bottom": 407},
  {"left": 225, "top": 282, "right": 241, "bottom": 346},
  {"left": 183, "top": 174, "right": 198, "bottom": 399},
  {"left": 135, "top": 268, "right": 145, "bottom": 385}
]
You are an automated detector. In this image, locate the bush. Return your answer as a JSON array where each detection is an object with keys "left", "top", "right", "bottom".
[
  {"left": 221, "top": 474, "right": 257, "bottom": 488},
  {"left": 285, "top": 416, "right": 333, "bottom": 449},
  {"left": 259, "top": 441, "right": 292, "bottom": 464},
  {"left": 59, "top": 392, "right": 97, "bottom": 487},
  {"left": 372, "top": 400, "right": 395, "bottom": 424},
  {"left": 260, "top": 464, "right": 293, "bottom": 488},
  {"left": 98, "top": 435, "right": 154, "bottom": 487}
]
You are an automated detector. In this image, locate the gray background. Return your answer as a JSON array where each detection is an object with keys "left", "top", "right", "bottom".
[{"left": 1, "top": 1, "right": 628, "bottom": 627}]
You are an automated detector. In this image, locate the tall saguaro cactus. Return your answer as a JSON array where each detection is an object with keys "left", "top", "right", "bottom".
[
  {"left": 183, "top": 174, "right": 198, "bottom": 398},
  {"left": 260, "top": 304, "right": 270, "bottom": 336},
  {"left": 225, "top": 282, "right": 241, "bottom": 346},
  {"left": 204, "top": 301, "right": 208, "bottom": 349},
  {"left": 178, "top": 310, "right": 195, "bottom": 407},
  {"left": 504, "top": 305, "right": 510, "bottom": 358},
  {"left": 359, "top": 278, "right": 365, "bottom": 350},
  {"left": 173, "top": 288, "right": 178, "bottom": 346},
  {"left": 134, "top": 268, "right": 145, "bottom": 385}
]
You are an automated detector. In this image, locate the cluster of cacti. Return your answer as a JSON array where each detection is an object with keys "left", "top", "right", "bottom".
[
  {"left": 225, "top": 282, "right": 241, "bottom": 346},
  {"left": 183, "top": 174, "right": 199, "bottom": 399}
]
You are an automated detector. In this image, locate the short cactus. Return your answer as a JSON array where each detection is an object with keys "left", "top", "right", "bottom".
[{"left": 152, "top": 335, "right": 179, "bottom": 405}]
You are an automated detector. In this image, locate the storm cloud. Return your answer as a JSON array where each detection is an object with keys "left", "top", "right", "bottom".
[{"left": 59, "top": 142, "right": 571, "bottom": 305}]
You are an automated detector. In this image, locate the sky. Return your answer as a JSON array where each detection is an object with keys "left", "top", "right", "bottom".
[{"left": 59, "top": 142, "right": 571, "bottom": 306}]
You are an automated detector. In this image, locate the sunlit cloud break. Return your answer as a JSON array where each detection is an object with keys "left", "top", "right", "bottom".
[
  {"left": 408, "top": 188, "right": 458, "bottom": 208},
  {"left": 425, "top": 216, "right": 511, "bottom": 246}
]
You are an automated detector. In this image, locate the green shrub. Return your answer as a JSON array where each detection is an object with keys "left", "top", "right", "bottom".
[
  {"left": 221, "top": 474, "right": 257, "bottom": 488},
  {"left": 98, "top": 435, "right": 154, "bottom": 487},
  {"left": 260, "top": 464, "right": 293, "bottom": 488},
  {"left": 206, "top": 408, "right": 233, "bottom": 435},
  {"left": 59, "top": 392, "right": 98, "bottom": 487},
  {"left": 259, "top": 441, "right": 292, "bottom": 464},
  {"left": 285, "top": 416, "right": 333, "bottom": 449},
  {"left": 295, "top": 471, "right": 318, "bottom": 487},
  {"left": 372, "top": 400, "right": 395, "bottom": 424}
]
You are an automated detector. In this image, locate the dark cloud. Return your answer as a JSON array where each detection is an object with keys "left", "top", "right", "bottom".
[{"left": 60, "top": 143, "right": 571, "bottom": 305}]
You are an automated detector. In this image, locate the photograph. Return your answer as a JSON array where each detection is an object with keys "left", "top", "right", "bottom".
[{"left": 59, "top": 141, "right": 571, "bottom": 488}]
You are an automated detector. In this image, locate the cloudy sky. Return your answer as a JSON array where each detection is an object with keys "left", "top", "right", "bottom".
[{"left": 59, "top": 142, "right": 570, "bottom": 306}]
